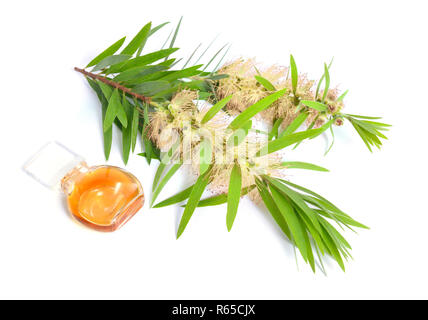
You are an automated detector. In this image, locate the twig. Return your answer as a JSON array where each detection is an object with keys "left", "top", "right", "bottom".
[{"left": 74, "top": 67, "right": 151, "bottom": 103}]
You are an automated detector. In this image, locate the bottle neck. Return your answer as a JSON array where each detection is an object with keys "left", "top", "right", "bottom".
[{"left": 60, "top": 161, "right": 89, "bottom": 195}]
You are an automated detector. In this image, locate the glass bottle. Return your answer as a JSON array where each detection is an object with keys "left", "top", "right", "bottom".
[{"left": 23, "top": 142, "right": 144, "bottom": 231}]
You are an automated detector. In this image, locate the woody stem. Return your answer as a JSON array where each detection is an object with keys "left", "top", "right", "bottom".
[{"left": 74, "top": 67, "right": 151, "bottom": 104}]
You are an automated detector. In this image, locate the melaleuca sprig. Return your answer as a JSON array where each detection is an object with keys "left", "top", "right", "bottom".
[
  {"left": 75, "top": 19, "right": 228, "bottom": 164},
  {"left": 75, "top": 19, "right": 385, "bottom": 273},
  {"left": 149, "top": 89, "right": 368, "bottom": 273},
  {"left": 215, "top": 55, "right": 390, "bottom": 153}
]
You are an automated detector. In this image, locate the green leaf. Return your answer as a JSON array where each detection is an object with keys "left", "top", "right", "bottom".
[
  {"left": 194, "top": 36, "right": 218, "bottom": 65},
  {"left": 280, "top": 161, "right": 329, "bottom": 172},
  {"left": 183, "top": 43, "right": 202, "bottom": 68},
  {"left": 150, "top": 163, "right": 182, "bottom": 207},
  {"left": 202, "top": 43, "right": 229, "bottom": 72},
  {"left": 121, "top": 22, "right": 152, "bottom": 55},
  {"left": 114, "top": 65, "right": 168, "bottom": 83},
  {"left": 344, "top": 113, "right": 383, "bottom": 120},
  {"left": 121, "top": 97, "right": 133, "bottom": 164},
  {"left": 315, "top": 58, "right": 333, "bottom": 100},
  {"left": 336, "top": 90, "right": 348, "bottom": 102},
  {"left": 227, "top": 120, "right": 252, "bottom": 147},
  {"left": 300, "top": 217, "right": 316, "bottom": 272},
  {"left": 199, "top": 138, "right": 212, "bottom": 175},
  {"left": 153, "top": 184, "right": 194, "bottom": 208},
  {"left": 165, "top": 17, "right": 182, "bottom": 61},
  {"left": 201, "top": 95, "right": 232, "bottom": 124},
  {"left": 319, "top": 224, "right": 345, "bottom": 271},
  {"left": 108, "top": 48, "right": 179, "bottom": 73},
  {"left": 152, "top": 162, "right": 166, "bottom": 191},
  {"left": 324, "top": 125, "right": 335, "bottom": 156},
  {"left": 265, "top": 177, "right": 322, "bottom": 234},
  {"left": 290, "top": 54, "right": 298, "bottom": 94},
  {"left": 322, "top": 63, "right": 330, "bottom": 102},
  {"left": 131, "top": 107, "right": 139, "bottom": 152},
  {"left": 96, "top": 81, "right": 113, "bottom": 100},
  {"left": 211, "top": 44, "right": 231, "bottom": 74},
  {"left": 136, "top": 22, "right": 170, "bottom": 56},
  {"left": 268, "top": 118, "right": 283, "bottom": 141},
  {"left": 256, "top": 180, "right": 291, "bottom": 239},
  {"left": 92, "top": 54, "right": 132, "bottom": 71},
  {"left": 103, "top": 89, "right": 121, "bottom": 132},
  {"left": 257, "top": 127, "right": 322, "bottom": 156},
  {"left": 255, "top": 75, "right": 276, "bottom": 91},
  {"left": 87, "top": 78, "right": 113, "bottom": 160},
  {"left": 309, "top": 119, "right": 334, "bottom": 140},
  {"left": 226, "top": 163, "right": 242, "bottom": 231},
  {"left": 194, "top": 185, "right": 255, "bottom": 208},
  {"left": 159, "top": 65, "right": 203, "bottom": 82},
  {"left": 177, "top": 171, "right": 210, "bottom": 238},
  {"left": 228, "top": 89, "right": 287, "bottom": 130},
  {"left": 149, "top": 22, "right": 170, "bottom": 37},
  {"left": 86, "top": 37, "right": 126, "bottom": 68},
  {"left": 142, "top": 103, "right": 153, "bottom": 163},
  {"left": 133, "top": 80, "right": 171, "bottom": 96},
  {"left": 269, "top": 184, "right": 308, "bottom": 261},
  {"left": 279, "top": 112, "right": 309, "bottom": 138},
  {"left": 300, "top": 100, "right": 327, "bottom": 112},
  {"left": 116, "top": 99, "right": 128, "bottom": 129},
  {"left": 279, "top": 178, "right": 368, "bottom": 230}
]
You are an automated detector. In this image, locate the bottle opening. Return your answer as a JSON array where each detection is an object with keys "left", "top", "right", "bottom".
[{"left": 23, "top": 141, "right": 85, "bottom": 190}]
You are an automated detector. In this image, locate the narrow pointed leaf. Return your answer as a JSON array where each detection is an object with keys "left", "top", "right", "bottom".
[
  {"left": 279, "top": 112, "right": 309, "bottom": 138},
  {"left": 228, "top": 89, "right": 287, "bottom": 130},
  {"left": 177, "top": 172, "right": 210, "bottom": 238},
  {"left": 255, "top": 75, "right": 276, "bottom": 91},
  {"left": 159, "top": 65, "right": 203, "bottom": 82},
  {"left": 103, "top": 89, "right": 121, "bottom": 131},
  {"left": 203, "top": 43, "right": 228, "bottom": 71},
  {"left": 121, "top": 97, "right": 134, "bottom": 164},
  {"left": 183, "top": 43, "right": 202, "bottom": 68},
  {"left": 301, "top": 100, "right": 328, "bottom": 112},
  {"left": 265, "top": 176, "right": 322, "bottom": 233},
  {"left": 194, "top": 185, "right": 255, "bottom": 208},
  {"left": 199, "top": 138, "right": 212, "bottom": 175},
  {"left": 121, "top": 22, "right": 152, "bottom": 55},
  {"left": 336, "top": 89, "right": 348, "bottom": 102},
  {"left": 280, "top": 161, "right": 329, "bottom": 172},
  {"left": 92, "top": 54, "right": 132, "bottom": 71},
  {"left": 152, "top": 162, "right": 166, "bottom": 191},
  {"left": 165, "top": 17, "right": 182, "bottom": 61},
  {"left": 315, "top": 58, "right": 333, "bottom": 99},
  {"left": 322, "top": 63, "right": 330, "bottom": 102},
  {"left": 256, "top": 180, "right": 291, "bottom": 239},
  {"left": 86, "top": 37, "right": 126, "bottom": 68},
  {"left": 131, "top": 107, "right": 139, "bottom": 152},
  {"left": 151, "top": 163, "right": 182, "bottom": 207},
  {"left": 153, "top": 184, "right": 194, "bottom": 208},
  {"left": 227, "top": 120, "right": 252, "bottom": 147},
  {"left": 201, "top": 95, "right": 233, "bottom": 124},
  {"left": 133, "top": 80, "right": 171, "bottom": 96},
  {"left": 269, "top": 118, "right": 283, "bottom": 141},
  {"left": 114, "top": 65, "right": 168, "bottom": 82},
  {"left": 108, "top": 48, "right": 179, "bottom": 73},
  {"left": 269, "top": 184, "right": 308, "bottom": 261},
  {"left": 257, "top": 127, "right": 322, "bottom": 156},
  {"left": 87, "top": 78, "right": 113, "bottom": 160},
  {"left": 226, "top": 163, "right": 242, "bottom": 231},
  {"left": 290, "top": 55, "right": 298, "bottom": 94}
]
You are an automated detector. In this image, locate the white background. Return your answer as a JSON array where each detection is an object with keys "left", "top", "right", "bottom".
[{"left": 1, "top": 0, "right": 427, "bottom": 299}]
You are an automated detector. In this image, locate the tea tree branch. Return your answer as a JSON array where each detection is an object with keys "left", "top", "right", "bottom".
[{"left": 74, "top": 67, "right": 151, "bottom": 104}]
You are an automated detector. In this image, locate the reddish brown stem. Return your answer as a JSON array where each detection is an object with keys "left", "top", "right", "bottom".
[{"left": 74, "top": 67, "right": 151, "bottom": 103}]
